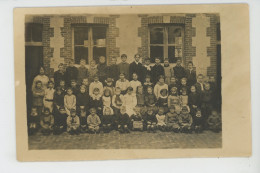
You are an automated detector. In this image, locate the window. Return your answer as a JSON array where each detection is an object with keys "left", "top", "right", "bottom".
[
  {"left": 25, "top": 23, "right": 43, "bottom": 45},
  {"left": 149, "top": 24, "right": 184, "bottom": 63},
  {"left": 73, "top": 24, "right": 107, "bottom": 64}
]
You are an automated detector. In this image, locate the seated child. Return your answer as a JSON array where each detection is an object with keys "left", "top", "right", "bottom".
[
  {"left": 66, "top": 108, "right": 80, "bottom": 135},
  {"left": 165, "top": 106, "right": 180, "bottom": 133},
  {"left": 145, "top": 86, "right": 157, "bottom": 112},
  {"left": 81, "top": 78, "right": 89, "bottom": 94},
  {"left": 179, "top": 106, "right": 193, "bottom": 133},
  {"left": 122, "top": 87, "right": 137, "bottom": 117},
  {"left": 40, "top": 108, "right": 54, "bottom": 135},
  {"left": 143, "top": 107, "right": 157, "bottom": 133},
  {"left": 156, "top": 107, "right": 167, "bottom": 131},
  {"left": 89, "top": 88, "right": 103, "bottom": 116},
  {"left": 88, "top": 60, "right": 98, "bottom": 82},
  {"left": 143, "top": 75, "right": 153, "bottom": 94},
  {"left": 53, "top": 106, "right": 67, "bottom": 135},
  {"left": 157, "top": 89, "right": 168, "bottom": 112},
  {"left": 43, "top": 81, "right": 55, "bottom": 113},
  {"left": 103, "top": 77, "right": 115, "bottom": 96},
  {"left": 115, "top": 106, "right": 130, "bottom": 133},
  {"left": 136, "top": 86, "right": 146, "bottom": 115},
  {"left": 28, "top": 107, "right": 39, "bottom": 135},
  {"left": 79, "top": 106, "right": 88, "bottom": 133},
  {"left": 76, "top": 85, "right": 89, "bottom": 113},
  {"left": 89, "top": 75, "right": 103, "bottom": 98},
  {"left": 130, "top": 107, "right": 144, "bottom": 131},
  {"left": 129, "top": 73, "right": 142, "bottom": 94},
  {"left": 87, "top": 108, "right": 101, "bottom": 134},
  {"left": 59, "top": 80, "right": 66, "bottom": 94},
  {"left": 154, "top": 75, "right": 168, "bottom": 99},
  {"left": 32, "top": 80, "right": 45, "bottom": 116},
  {"left": 207, "top": 110, "right": 221, "bottom": 133},
  {"left": 168, "top": 87, "right": 181, "bottom": 112},
  {"left": 168, "top": 76, "right": 179, "bottom": 93},
  {"left": 188, "top": 85, "right": 201, "bottom": 116},
  {"left": 64, "top": 88, "right": 76, "bottom": 115},
  {"left": 112, "top": 87, "right": 124, "bottom": 117},
  {"left": 102, "top": 106, "right": 115, "bottom": 133},
  {"left": 115, "top": 73, "right": 130, "bottom": 95},
  {"left": 70, "top": 79, "right": 79, "bottom": 96},
  {"left": 102, "top": 88, "right": 112, "bottom": 108},
  {"left": 193, "top": 109, "right": 204, "bottom": 133}
]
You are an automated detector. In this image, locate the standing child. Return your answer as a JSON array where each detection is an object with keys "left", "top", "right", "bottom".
[
  {"left": 40, "top": 108, "right": 54, "bottom": 135},
  {"left": 193, "top": 109, "right": 204, "bottom": 133},
  {"left": 102, "top": 107, "right": 115, "bottom": 133},
  {"left": 164, "top": 58, "right": 174, "bottom": 85},
  {"left": 207, "top": 110, "right": 221, "bottom": 133},
  {"left": 168, "top": 87, "right": 181, "bottom": 112},
  {"left": 143, "top": 108, "right": 157, "bottom": 133},
  {"left": 151, "top": 57, "right": 165, "bottom": 84},
  {"left": 195, "top": 74, "right": 205, "bottom": 95},
  {"left": 130, "top": 107, "right": 144, "bottom": 131},
  {"left": 87, "top": 108, "right": 101, "bottom": 134},
  {"left": 118, "top": 54, "right": 130, "bottom": 80},
  {"left": 165, "top": 106, "right": 180, "bottom": 132},
  {"left": 53, "top": 87, "right": 65, "bottom": 121},
  {"left": 173, "top": 58, "right": 186, "bottom": 85},
  {"left": 145, "top": 86, "right": 157, "bottom": 112},
  {"left": 43, "top": 81, "right": 55, "bottom": 113},
  {"left": 154, "top": 75, "right": 168, "bottom": 99},
  {"left": 129, "top": 54, "right": 144, "bottom": 81},
  {"left": 129, "top": 73, "right": 142, "bottom": 94},
  {"left": 53, "top": 106, "right": 67, "bottom": 135},
  {"left": 115, "top": 106, "right": 130, "bottom": 133},
  {"left": 185, "top": 61, "right": 197, "bottom": 86},
  {"left": 64, "top": 88, "right": 76, "bottom": 116},
  {"left": 156, "top": 107, "right": 166, "bottom": 131},
  {"left": 188, "top": 85, "right": 201, "bottom": 116},
  {"left": 179, "top": 106, "right": 193, "bottom": 133},
  {"left": 201, "top": 83, "right": 213, "bottom": 124},
  {"left": 143, "top": 75, "right": 153, "bottom": 94},
  {"left": 97, "top": 56, "right": 107, "bottom": 84},
  {"left": 89, "top": 75, "right": 103, "bottom": 98},
  {"left": 88, "top": 60, "right": 98, "bottom": 82},
  {"left": 79, "top": 106, "right": 88, "bottom": 133},
  {"left": 122, "top": 87, "right": 137, "bottom": 117},
  {"left": 76, "top": 85, "right": 89, "bottom": 113},
  {"left": 77, "top": 59, "right": 88, "bottom": 85},
  {"left": 54, "top": 63, "right": 65, "bottom": 88},
  {"left": 28, "top": 107, "right": 39, "bottom": 135},
  {"left": 103, "top": 78, "right": 115, "bottom": 96},
  {"left": 116, "top": 73, "right": 130, "bottom": 95},
  {"left": 107, "top": 56, "right": 120, "bottom": 81},
  {"left": 65, "top": 59, "right": 78, "bottom": 87},
  {"left": 32, "top": 80, "right": 45, "bottom": 116},
  {"left": 143, "top": 58, "right": 152, "bottom": 82},
  {"left": 89, "top": 88, "right": 103, "bottom": 116},
  {"left": 67, "top": 108, "right": 80, "bottom": 135},
  {"left": 81, "top": 78, "right": 89, "bottom": 95},
  {"left": 112, "top": 87, "right": 124, "bottom": 119}
]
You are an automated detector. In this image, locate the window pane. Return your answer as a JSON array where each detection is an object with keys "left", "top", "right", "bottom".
[
  {"left": 93, "top": 47, "right": 106, "bottom": 63},
  {"left": 150, "top": 46, "right": 164, "bottom": 63},
  {"left": 168, "top": 26, "right": 182, "bottom": 44},
  {"left": 93, "top": 27, "right": 106, "bottom": 47},
  {"left": 168, "top": 46, "right": 177, "bottom": 63},
  {"left": 150, "top": 27, "right": 164, "bottom": 44},
  {"left": 74, "top": 27, "right": 88, "bottom": 45},
  {"left": 32, "top": 24, "right": 43, "bottom": 42},
  {"left": 74, "top": 47, "right": 88, "bottom": 64},
  {"left": 25, "top": 24, "right": 32, "bottom": 42}
]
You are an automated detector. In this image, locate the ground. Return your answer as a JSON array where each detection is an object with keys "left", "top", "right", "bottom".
[{"left": 28, "top": 130, "right": 222, "bottom": 150}]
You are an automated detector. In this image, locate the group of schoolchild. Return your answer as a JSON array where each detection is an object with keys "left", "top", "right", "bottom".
[{"left": 29, "top": 53, "right": 221, "bottom": 136}]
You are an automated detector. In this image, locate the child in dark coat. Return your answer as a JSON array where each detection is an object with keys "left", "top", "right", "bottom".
[
  {"left": 79, "top": 106, "right": 88, "bottom": 133},
  {"left": 89, "top": 88, "right": 103, "bottom": 117},
  {"left": 201, "top": 83, "right": 213, "bottom": 124},
  {"left": 179, "top": 106, "right": 193, "bottom": 133},
  {"left": 53, "top": 106, "right": 67, "bottom": 135},
  {"left": 76, "top": 85, "right": 89, "bottom": 113},
  {"left": 67, "top": 109, "right": 80, "bottom": 135},
  {"left": 193, "top": 109, "right": 204, "bottom": 133},
  {"left": 102, "top": 107, "right": 115, "bottom": 133},
  {"left": 116, "top": 106, "right": 130, "bottom": 133},
  {"left": 207, "top": 110, "right": 221, "bottom": 133},
  {"left": 143, "top": 75, "right": 153, "bottom": 94},
  {"left": 65, "top": 59, "right": 78, "bottom": 87},
  {"left": 28, "top": 107, "right": 39, "bottom": 135},
  {"left": 185, "top": 61, "right": 197, "bottom": 86},
  {"left": 165, "top": 106, "right": 181, "bottom": 132},
  {"left": 151, "top": 57, "right": 165, "bottom": 84},
  {"left": 145, "top": 86, "right": 157, "bottom": 112},
  {"left": 107, "top": 57, "right": 120, "bottom": 81},
  {"left": 77, "top": 59, "right": 88, "bottom": 85},
  {"left": 173, "top": 58, "right": 186, "bottom": 85},
  {"left": 54, "top": 63, "right": 65, "bottom": 88},
  {"left": 143, "top": 108, "right": 157, "bottom": 132},
  {"left": 157, "top": 89, "right": 168, "bottom": 113},
  {"left": 188, "top": 85, "right": 201, "bottom": 116},
  {"left": 97, "top": 56, "right": 107, "bottom": 84},
  {"left": 130, "top": 107, "right": 144, "bottom": 131}
]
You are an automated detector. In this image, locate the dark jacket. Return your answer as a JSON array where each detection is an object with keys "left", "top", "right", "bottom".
[
  {"left": 151, "top": 64, "right": 165, "bottom": 83},
  {"left": 173, "top": 65, "right": 186, "bottom": 81},
  {"left": 54, "top": 70, "right": 65, "bottom": 88},
  {"left": 65, "top": 66, "right": 78, "bottom": 86},
  {"left": 107, "top": 64, "right": 120, "bottom": 81},
  {"left": 185, "top": 69, "right": 197, "bottom": 86},
  {"left": 129, "top": 62, "right": 144, "bottom": 81}
]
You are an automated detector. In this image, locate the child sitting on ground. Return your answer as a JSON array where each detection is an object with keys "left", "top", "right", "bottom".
[
  {"left": 116, "top": 106, "right": 130, "bottom": 133},
  {"left": 179, "top": 106, "right": 193, "bottom": 133},
  {"left": 79, "top": 106, "right": 88, "bottom": 133},
  {"left": 130, "top": 107, "right": 144, "bottom": 131},
  {"left": 193, "top": 109, "right": 204, "bottom": 133},
  {"left": 64, "top": 88, "right": 76, "bottom": 115},
  {"left": 102, "top": 107, "right": 115, "bottom": 133},
  {"left": 67, "top": 108, "right": 80, "bottom": 135},
  {"left": 156, "top": 107, "right": 167, "bottom": 132},
  {"left": 40, "top": 108, "right": 54, "bottom": 135},
  {"left": 87, "top": 108, "right": 101, "bottom": 134},
  {"left": 207, "top": 110, "right": 221, "bottom": 133},
  {"left": 165, "top": 106, "right": 180, "bottom": 133},
  {"left": 28, "top": 107, "right": 39, "bottom": 135},
  {"left": 143, "top": 107, "right": 157, "bottom": 133}
]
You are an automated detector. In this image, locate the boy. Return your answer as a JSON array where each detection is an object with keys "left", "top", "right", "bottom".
[
  {"left": 79, "top": 106, "right": 88, "bottom": 133},
  {"left": 67, "top": 108, "right": 80, "bottom": 135},
  {"left": 145, "top": 86, "right": 157, "bottom": 110},
  {"left": 168, "top": 76, "right": 179, "bottom": 92},
  {"left": 115, "top": 73, "right": 130, "bottom": 95},
  {"left": 43, "top": 81, "right": 55, "bottom": 113},
  {"left": 193, "top": 109, "right": 204, "bottom": 133},
  {"left": 65, "top": 59, "right": 78, "bottom": 86},
  {"left": 59, "top": 80, "right": 66, "bottom": 94},
  {"left": 64, "top": 88, "right": 76, "bottom": 115},
  {"left": 54, "top": 63, "right": 65, "bottom": 88},
  {"left": 103, "top": 77, "right": 115, "bottom": 96},
  {"left": 168, "top": 87, "right": 181, "bottom": 112},
  {"left": 156, "top": 107, "right": 166, "bottom": 132},
  {"left": 118, "top": 54, "right": 130, "bottom": 80},
  {"left": 195, "top": 74, "right": 205, "bottom": 94},
  {"left": 28, "top": 107, "right": 39, "bottom": 135},
  {"left": 32, "top": 80, "right": 45, "bottom": 116},
  {"left": 185, "top": 61, "right": 197, "bottom": 86},
  {"left": 129, "top": 54, "right": 143, "bottom": 81},
  {"left": 116, "top": 106, "right": 130, "bottom": 133},
  {"left": 129, "top": 73, "right": 142, "bottom": 94},
  {"left": 207, "top": 110, "right": 221, "bottom": 133},
  {"left": 157, "top": 89, "right": 168, "bottom": 112},
  {"left": 151, "top": 57, "right": 165, "bottom": 84},
  {"left": 76, "top": 85, "right": 89, "bottom": 112},
  {"left": 97, "top": 56, "right": 107, "bottom": 84},
  {"left": 53, "top": 106, "right": 67, "bottom": 135},
  {"left": 112, "top": 87, "right": 124, "bottom": 116},
  {"left": 143, "top": 75, "right": 153, "bottom": 93},
  {"left": 40, "top": 108, "right": 54, "bottom": 135},
  {"left": 188, "top": 85, "right": 201, "bottom": 116},
  {"left": 81, "top": 78, "right": 90, "bottom": 95},
  {"left": 87, "top": 108, "right": 101, "bottom": 133},
  {"left": 143, "top": 108, "right": 157, "bottom": 132},
  {"left": 178, "top": 77, "right": 189, "bottom": 95},
  {"left": 89, "top": 75, "right": 103, "bottom": 98},
  {"left": 173, "top": 58, "right": 186, "bottom": 85},
  {"left": 164, "top": 58, "right": 174, "bottom": 85},
  {"left": 77, "top": 59, "right": 88, "bottom": 85},
  {"left": 107, "top": 56, "right": 120, "bottom": 81},
  {"left": 179, "top": 106, "right": 193, "bottom": 133},
  {"left": 165, "top": 106, "right": 180, "bottom": 132}
]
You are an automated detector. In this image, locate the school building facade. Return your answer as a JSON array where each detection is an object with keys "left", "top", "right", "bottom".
[{"left": 25, "top": 13, "right": 221, "bottom": 83}]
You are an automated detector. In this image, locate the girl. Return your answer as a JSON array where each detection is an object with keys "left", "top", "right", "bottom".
[
  {"left": 53, "top": 87, "right": 65, "bottom": 120},
  {"left": 154, "top": 75, "right": 168, "bottom": 99},
  {"left": 129, "top": 73, "right": 142, "bottom": 94},
  {"left": 103, "top": 78, "right": 115, "bottom": 96},
  {"left": 115, "top": 106, "right": 130, "bottom": 133},
  {"left": 79, "top": 106, "right": 88, "bottom": 133},
  {"left": 32, "top": 67, "right": 49, "bottom": 91},
  {"left": 156, "top": 107, "right": 166, "bottom": 132},
  {"left": 157, "top": 89, "right": 168, "bottom": 112},
  {"left": 130, "top": 107, "right": 144, "bottom": 131},
  {"left": 43, "top": 81, "right": 55, "bottom": 113},
  {"left": 179, "top": 106, "right": 193, "bottom": 133},
  {"left": 59, "top": 80, "right": 66, "bottom": 94},
  {"left": 64, "top": 88, "right": 76, "bottom": 116},
  {"left": 76, "top": 85, "right": 89, "bottom": 113},
  {"left": 53, "top": 106, "right": 67, "bottom": 135},
  {"left": 168, "top": 87, "right": 181, "bottom": 112},
  {"left": 89, "top": 75, "right": 103, "bottom": 98},
  {"left": 180, "top": 89, "right": 189, "bottom": 112},
  {"left": 32, "top": 80, "right": 45, "bottom": 116},
  {"left": 115, "top": 73, "right": 130, "bottom": 95},
  {"left": 188, "top": 85, "right": 201, "bottom": 116},
  {"left": 102, "top": 88, "right": 112, "bottom": 108},
  {"left": 112, "top": 87, "right": 123, "bottom": 118},
  {"left": 193, "top": 109, "right": 204, "bottom": 133},
  {"left": 122, "top": 87, "right": 137, "bottom": 117},
  {"left": 178, "top": 77, "right": 189, "bottom": 95},
  {"left": 89, "top": 88, "right": 103, "bottom": 116},
  {"left": 145, "top": 86, "right": 157, "bottom": 112},
  {"left": 168, "top": 76, "right": 179, "bottom": 92},
  {"left": 163, "top": 59, "right": 174, "bottom": 85},
  {"left": 143, "top": 75, "right": 153, "bottom": 94},
  {"left": 28, "top": 107, "right": 39, "bottom": 135}
]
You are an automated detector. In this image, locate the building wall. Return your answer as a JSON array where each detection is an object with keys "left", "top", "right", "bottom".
[{"left": 25, "top": 13, "right": 220, "bottom": 78}]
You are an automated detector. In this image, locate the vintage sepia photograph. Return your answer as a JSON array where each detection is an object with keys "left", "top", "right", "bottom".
[
  {"left": 25, "top": 13, "right": 222, "bottom": 150},
  {"left": 14, "top": 4, "right": 251, "bottom": 161}
]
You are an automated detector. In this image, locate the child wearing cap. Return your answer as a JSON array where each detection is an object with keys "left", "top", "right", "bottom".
[
  {"left": 156, "top": 107, "right": 167, "bottom": 132},
  {"left": 143, "top": 107, "right": 157, "bottom": 133},
  {"left": 154, "top": 75, "right": 168, "bottom": 99},
  {"left": 103, "top": 77, "right": 115, "bottom": 96},
  {"left": 207, "top": 110, "right": 221, "bottom": 133},
  {"left": 40, "top": 108, "right": 54, "bottom": 135},
  {"left": 115, "top": 106, "right": 130, "bottom": 133},
  {"left": 43, "top": 81, "right": 55, "bottom": 113},
  {"left": 64, "top": 87, "right": 76, "bottom": 116},
  {"left": 122, "top": 87, "right": 137, "bottom": 117},
  {"left": 89, "top": 88, "right": 103, "bottom": 116},
  {"left": 118, "top": 54, "right": 130, "bottom": 80},
  {"left": 67, "top": 108, "right": 80, "bottom": 135},
  {"left": 129, "top": 73, "right": 142, "bottom": 94},
  {"left": 77, "top": 59, "right": 88, "bottom": 85},
  {"left": 53, "top": 106, "right": 67, "bottom": 135},
  {"left": 179, "top": 106, "right": 193, "bottom": 133},
  {"left": 151, "top": 57, "right": 165, "bottom": 84},
  {"left": 97, "top": 56, "right": 107, "bottom": 84},
  {"left": 163, "top": 58, "right": 174, "bottom": 85},
  {"left": 88, "top": 60, "right": 98, "bottom": 82},
  {"left": 87, "top": 108, "right": 101, "bottom": 133},
  {"left": 165, "top": 106, "right": 181, "bottom": 133},
  {"left": 89, "top": 75, "right": 103, "bottom": 98},
  {"left": 102, "top": 107, "right": 115, "bottom": 133}
]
